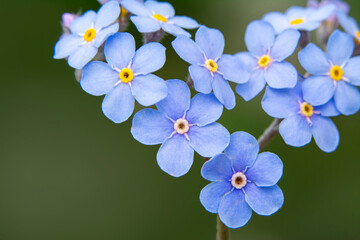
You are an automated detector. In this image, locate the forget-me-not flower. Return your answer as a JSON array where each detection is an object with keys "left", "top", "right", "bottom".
[
  {"left": 54, "top": 1, "right": 121, "bottom": 69},
  {"left": 131, "top": 80, "right": 230, "bottom": 177},
  {"left": 308, "top": 0, "right": 349, "bottom": 23},
  {"left": 299, "top": 30, "right": 360, "bottom": 115},
  {"left": 80, "top": 32, "right": 168, "bottom": 124},
  {"left": 262, "top": 81, "right": 340, "bottom": 152},
  {"left": 172, "top": 26, "right": 249, "bottom": 110},
  {"left": 263, "top": 4, "right": 336, "bottom": 34},
  {"left": 337, "top": 10, "right": 360, "bottom": 44},
  {"left": 121, "top": 0, "right": 199, "bottom": 37},
  {"left": 236, "top": 20, "right": 300, "bottom": 101},
  {"left": 200, "top": 131, "right": 284, "bottom": 229}
]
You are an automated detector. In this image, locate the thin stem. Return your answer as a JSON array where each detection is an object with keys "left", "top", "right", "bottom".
[{"left": 216, "top": 215, "right": 229, "bottom": 240}]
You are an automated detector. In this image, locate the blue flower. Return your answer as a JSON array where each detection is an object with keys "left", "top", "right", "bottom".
[
  {"left": 262, "top": 81, "right": 340, "bottom": 152},
  {"left": 80, "top": 32, "right": 168, "bottom": 124},
  {"left": 236, "top": 20, "right": 300, "bottom": 101},
  {"left": 131, "top": 80, "right": 230, "bottom": 177},
  {"left": 200, "top": 132, "right": 284, "bottom": 229},
  {"left": 298, "top": 30, "right": 360, "bottom": 115},
  {"left": 263, "top": 4, "right": 336, "bottom": 34},
  {"left": 172, "top": 26, "right": 249, "bottom": 110},
  {"left": 54, "top": 1, "right": 121, "bottom": 69},
  {"left": 121, "top": 0, "right": 199, "bottom": 37},
  {"left": 337, "top": 10, "right": 360, "bottom": 43}
]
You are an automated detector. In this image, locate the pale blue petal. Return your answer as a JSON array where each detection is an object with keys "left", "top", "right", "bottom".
[
  {"left": 104, "top": 32, "right": 135, "bottom": 70},
  {"left": 279, "top": 114, "right": 312, "bottom": 147},
  {"left": 244, "top": 184, "right": 284, "bottom": 216},
  {"left": 212, "top": 74, "right": 236, "bottom": 110},
  {"left": 70, "top": 10, "right": 96, "bottom": 34},
  {"left": 246, "top": 152, "right": 283, "bottom": 187},
  {"left": 195, "top": 26, "right": 225, "bottom": 60},
  {"left": 94, "top": 22, "right": 119, "bottom": 48},
  {"left": 131, "top": 74, "right": 168, "bottom": 106},
  {"left": 344, "top": 56, "right": 360, "bottom": 86},
  {"left": 236, "top": 70, "right": 266, "bottom": 102},
  {"left": 311, "top": 115, "right": 339, "bottom": 152},
  {"left": 296, "top": 21, "right": 321, "bottom": 32},
  {"left": 235, "top": 52, "right": 258, "bottom": 71},
  {"left": 95, "top": 1, "right": 120, "bottom": 29},
  {"left": 298, "top": 43, "right": 331, "bottom": 75},
  {"left": 285, "top": 6, "right": 307, "bottom": 19},
  {"left": 130, "top": 16, "right": 161, "bottom": 33},
  {"left": 245, "top": 20, "right": 275, "bottom": 57},
  {"left": 315, "top": 99, "right": 340, "bottom": 117},
  {"left": 217, "top": 55, "right": 250, "bottom": 84},
  {"left": 156, "top": 134, "right": 194, "bottom": 177},
  {"left": 102, "top": 83, "right": 134, "bottom": 123},
  {"left": 262, "top": 12, "right": 289, "bottom": 34},
  {"left": 53, "top": 34, "right": 83, "bottom": 59},
  {"left": 188, "top": 123, "right": 230, "bottom": 158},
  {"left": 302, "top": 76, "right": 335, "bottom": 106},
  {"left": 265, "top": 61, "right": 298, "bottom": 89},
  {"left": 200, "top": 181, "right": 233, "bottom": 214},
  {"left": 145, "top": 0, "right": 175, "bottom": 18},
  {"left": 131, "top": 109, "right": 174, "bottom": 145},
  {"left": 121, "top": 0, "right": 150, "bottom": 16},
  {"left": 169, "top": 16, "right": 199, "bottom": 29},
  {"left": 327, "top": 30, "right": 354, "bottom": 66},
  {"left": 186, "top": 93, "right": 223, "bottom": 127},
  {"left": 161, "top": 22, "right": 191, "bottom": 37},
  {"left": 337, "top": 10, "right": 359, "bottom": 36},
  {"left": 225, "top": 132, "right": 259, "bottom": 173},
  {"left": 68, "top": 43, "right": 98, "bottom": 69},
  {"left": 308, "top": 4, "right": 336, "bottom": 22},
  {"left": 271, "top": 29, "right": 300, "bottom": 61},
  {"left": 80, "top": 61, "right": 119, "bottom": 96},
  {"left": 201, "top": 154, "right": 234, "bottom": 182},
  {"left": 189, "top": 65, "right": 213, "bottom": 94},
  {"left": 218, "top": 190, "right": 252, "bottom": 229},
  {"left": 132, "top": 42, "right": 166, "bottom": 74},
  {"left": 334, "top": 81, "right": 360, "bottom": 115},
  {"left": 172, "top": 35, "right": 205, "bottom": 65}
]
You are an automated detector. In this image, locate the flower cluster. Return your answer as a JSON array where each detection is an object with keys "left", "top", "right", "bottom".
[{"left": 53, "top": 0, "right": 359, "bottom": 231}]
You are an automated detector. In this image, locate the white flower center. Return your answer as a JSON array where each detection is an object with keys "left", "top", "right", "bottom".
[
  {"left": 174, "top": 119, "right": 190, "bottom": 134},
  {"left": 231, "top": 172, "right": 247, "bottom": 189}
]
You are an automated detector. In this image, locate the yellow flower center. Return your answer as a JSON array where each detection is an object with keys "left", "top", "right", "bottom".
[
  {"left": 300, "top": 102, "right": 314, "bottom": 118},
  {"left": 330, "top": 66, "right": 343, "bottom": 81},
  {"left": 258, "top": 55, "right": 272, "bottom": 68},
  {"left": 356, "top": 31, "right": 360, "bottom": 39},
  {"left": 153, "top": 13, "right": 168, "bottom": 22},
  {"left": 174, "top": 119, "right": 190, "bottom": 134},
  {"left": 290, "top": 18, "right": 304, "bottom": 25},
  {"left": 119, "top": 68, "right": 134, "bottom": 83},
  {"left": 355, "top": 32, "right": 360, "bottom": 44},
  {"left": 121, "top": 7, "right": 129, "bottom": 17},
  {"left": 205, "top": 59, "right": 218, "bottom": 72},
  {"left": 84, "top": 29, "right": 96, "bottom": 42}
]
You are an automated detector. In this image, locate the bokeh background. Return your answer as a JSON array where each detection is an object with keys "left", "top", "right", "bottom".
[{"left": 1, "top": 0, "right": 360, "bottom": 239}]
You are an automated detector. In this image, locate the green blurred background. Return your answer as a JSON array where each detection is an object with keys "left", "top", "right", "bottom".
[{"left": 1, "top": 0, "right": 360, "bottom": 239}]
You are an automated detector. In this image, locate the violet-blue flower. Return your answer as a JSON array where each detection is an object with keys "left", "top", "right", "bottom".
[
  {"left": 200, "top": 131, "right": 284, "bottom": 229},
  {"left": 262, "top": 81, "right": 340, "bottom": 152},
  {"left": 80, "top": 32, "right": 167, "bottom": 124},
  {"left": 172, "top": 26, "right": 249, "bottom": 110},
  {"left": 337, "top": 10, "right": 360, "bottom": 43},
  {"left": 236, "top": 20, "right": 300, "bottom": 101},
  {"left": 121, "top": 0, "right": 199, "bottom": 37},
  {"left": 131, "top": 80, "right": 230, "bottom": 177},
  {"left": 299, "top": 30, "right": 360, "bottom": 115},
  {"left": 54, "top": 1, "right": 121, "bottom": 69}
]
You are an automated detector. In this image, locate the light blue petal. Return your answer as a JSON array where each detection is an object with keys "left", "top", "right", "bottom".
[
  {"left": 156, "top": 80, "right": 190, "bottom": 120},
  {"left": 218, "top": 190, "right": 252, "bottom": 229},
  {"left": 53, "top": 34, "right": 83, "bottom": 59},
  {"left": 212, "top": 74, "right": 235, "bottom": 110},
  {"left": 156, "top": 134, "right": 194, "bottom": 177},
  {"left": 68, "top": 43, "right": 98, "bottom": 69},
  {"left": 271, "top": 29, "right": 300, "bottom": 62},
  {"left": 308, "top": 4, "right": 336, "bottom": 22},
  {"left": 337, "top": 10, "right": 359, "bottom": 36},
  {"left": 327, "top": 30, "right": 354, "bottom": 66},
  {"left": 200, "top": 181, "right": 233, "bottom": 214},
  {"left": 201, "top": 154, "right": 234, "bottom": 182},
  {"left": 285, "top": 6, "right": 307, "bottom": 19},
  {"left": 245, "top": 20, "right": 275, "bottom": 57},
  {"left": 70, "top": 10, "right": 96, "bottom": 34},
  {"left": 189, "top": 65, "right": 213, "bottom": 94},
  {"left": 80, "top": 61, "right": 119, "bottom": 96},
  {"left": 217, "top": 55, "right": 250, "bottom": 84},
  {"left": 262, "top": 12, "right": 289, "bottom": 34},
  {"left": 314, "top": 99, "right": 340, "bottom": 117},
  {"left": 131, "top": 74, "right": 168, "bottom": 106},
  {"left": 244, "top": 184, "right": 284, "bottom": 216},
  {"left": 195, "top": 26, "right": 225, "bottom": 60},
  {"left": 334, "top": 81, "right": 360, "bottom": 115},
  {"left": 102, "top": 83, "right": 134, "bottom": 123},
  {"left": 188, "top": 123, "right": 230, "bottom": 158},
  {"left": 279, "top": 114, "right": 312, "bottom": 147},
  {"left": 302, "top": 76, "right": 335, "bottom": 106},
  {"left": 296, "top": 21, "right": 321, "bottom": 32},
  {"left": 311, "top": 115, "right": 339, "bottom": 152},
  {"left": 235, "top": 52, "right": 258, "bottom": 71},
  {"left": 121, "top": 0, "right": 150, "bottom": 16},
  {"left": 169, "top": 16, "right": 199, "bottom": 29},
  {"left": 104, "top": 32, "right": 135, "bottom": 70},
  {"left": 236, "top": 69, "right": 266, "bottom": 102},
  {"left": 94, "top": 22, "right": 119, "bottom": 48},
  {"left": 172, "top": 35, "right": 205, "bottom": 65},
  {"left": 245, "top": 152, "right": 283, "bottom": 187},
  {"left": 265, "top": 61, "right": 298, "bottom": 89},
  {"left": 132, "top": 42, "right": 166, "bottom": 75},
  {"left": 344, "top": 56, "right": 360, "bottom": 86},
  {"left": 298, "top": 43, "right": 331, "bottom": 75},
  {"left": 186, "top": 93, "right": 223, "bottom": 127},
  {"left": 145, "top": 0, "right": 175, "bottom": 18},
  {"left": 131, "top": 109, "right": 174, "bottom": 145},
  {"left": 161, "top": 22, "right": 191, "bottom": 37},
  {"left": 130, "top": 16, "right": 161, "bottom": 33},
  {"left": 225, "top": 132, "right": 259, "bottom": 173},
  {"left": 95, "top": 1, "right": 120, "bottom": 29}
]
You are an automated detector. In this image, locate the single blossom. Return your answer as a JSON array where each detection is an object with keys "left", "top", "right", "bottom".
[
  {"left": 337, "top": 10, "right": 360, "bottom": 44},
  {"left": 131, "top": 80, "right": 230, "bottom": 177},
  {"left": 262, "top": 81, "right": 340, "bottom": 152},
  {"left": 121, "top": 0, "right": 199, "bottom": 37},
  {"left": 298, "top": 30, "right": 360, "bottom": 115},
  {"left": 80, "top": 32, "right": 168, "bottom": 123},
  {"left": 200, "top": 132, "right": 284, "bottom": 228},
  {"left": 236, "top": 20, "right": 300, "bottom": 101},
  {"left": 54, "top": 1, "right": 121, "bottom": 69},
  {"left": 172, "top": 26, "right": 249, "bottom": 110}
]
